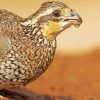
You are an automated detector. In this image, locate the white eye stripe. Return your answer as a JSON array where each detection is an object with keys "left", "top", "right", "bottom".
[
  {"left": 23, "top": 9, "right": 54, "bottom": 26},
  {"left": 38, "top": 9, "right": 53, "bottom": 17}
]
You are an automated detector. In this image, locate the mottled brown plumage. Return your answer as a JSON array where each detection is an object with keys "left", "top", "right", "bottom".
[{"left": 0, "top": 1, "right": 82, "bottom": 90}]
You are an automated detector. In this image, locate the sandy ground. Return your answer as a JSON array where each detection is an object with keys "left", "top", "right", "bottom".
[{"left": 27, "top": 48, "right": 100, "bottom": 100}]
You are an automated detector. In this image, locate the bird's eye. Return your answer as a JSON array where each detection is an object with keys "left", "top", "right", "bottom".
[{"left": 52, "top": 10, "right": 61, "bottom": 17}]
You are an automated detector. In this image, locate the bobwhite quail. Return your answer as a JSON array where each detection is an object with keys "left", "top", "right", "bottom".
[{"left": 0, "top": 1, "right": 82, "bottom": 99}]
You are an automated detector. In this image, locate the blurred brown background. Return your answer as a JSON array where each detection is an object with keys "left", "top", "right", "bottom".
[{"left": 0, "top": 0, "right": 100, "bottom": 100}]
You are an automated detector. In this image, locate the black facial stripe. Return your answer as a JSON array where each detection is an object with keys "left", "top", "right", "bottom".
[
  {"left": 38, "top": 14, "right": 62, "bottom": 23},
  {"left": 64, "top": 19, "right": 70, "bottom": 21}
]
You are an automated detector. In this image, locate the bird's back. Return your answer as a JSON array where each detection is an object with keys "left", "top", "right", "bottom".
[
  {"left": 0, "top": 9, "right": 22, "bottom": 32},
  {"left": 0, "top": 9, "right": 22, "bottom": 61}
]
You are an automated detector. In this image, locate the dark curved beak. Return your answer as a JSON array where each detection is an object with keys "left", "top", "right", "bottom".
[{"left": 64, "top": 11, "right": 82, "bottom": 28}]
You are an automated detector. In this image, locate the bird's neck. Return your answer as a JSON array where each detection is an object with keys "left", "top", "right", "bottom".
[
  {"left": 21, "top": 12, "right": 60, "bottom": 40},
  {"left": 20, "top": 17, "right": 56, "bottom": 47}
]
